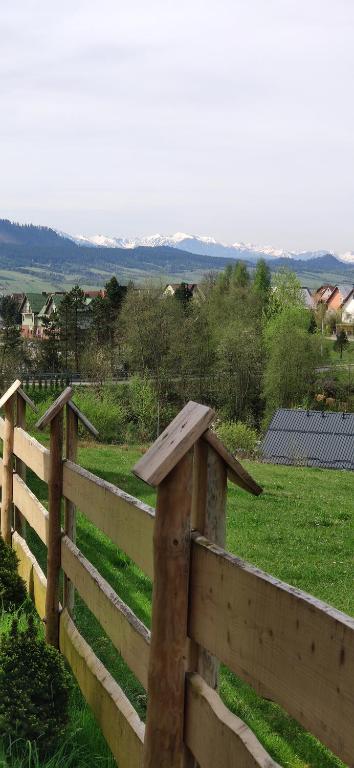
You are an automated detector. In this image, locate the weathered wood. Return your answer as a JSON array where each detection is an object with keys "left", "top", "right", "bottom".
[
  {"left": 13, "top": 426, "right": 50, "bottom": 482},
  {"left": 63, "top": 460, "right": 155, "bottom": 578},
  {"left": 143, "top": 452, "right": 193, "bottom": 768},
  {"left": 36, "top": 386, "right": 73, "bottom": 430},
  {"left": 203, "top": 429, "right": 263, "bottom": 496},
  {"left": 61, "top": 535, "right": 150, "bottom": 688},
  {"left": 1, "top": 397, "right": 15, "bottom": 545},
  {"left": 14, "top": 392, "right": 27, "bottom": 536},
  {"left": 185, "top": 674, "right": 281, "bottom": 768},
  {"left": 68, "top": 399, "right": 99, "bottom": 438},
  {"left": 13, "top": 473, "right": 48, "bottom": 545},
  {"left": 189, "top": 534, "right": 354, "bottom": 766},
  {"left": 134, "top": 400, "right": 214, "bottom": 487},
  {"left": 12, "top": 531, "right": 47, "bottom": 620},
  {"left": 63, "top": 404, "right": 78, "bottom": 614},
  {"left": 17, "top": 387, "right": 37, "bottom": 411},
  {"left": 45, "top": 410, "right": 63, "bottom": 647},
  {"left": 60, "top": 609, "right": 144, "bottom": 768},
  {"left": 0, "top": 379, "right": 21, "bottom": 409}
]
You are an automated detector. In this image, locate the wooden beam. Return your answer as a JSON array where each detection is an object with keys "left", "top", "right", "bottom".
[
  {"left": 60, "top": 609, "right": 144, "bottom": 768},
  {"left": 189, "top": 534, "right": 354, "bottom": 766},
  {"left": 13, "top": 427, "right": 50, "bottom": 482},
  {"left": 61, "top": 535, "right": 150, "bottom": 688},
  {"left": 17, "top": 387, "right": 37, "bottom": 411},
  {"left": 68, "top": 399, "right": 99, "bottom": 438},
  {"left": 134, "top": 401, "right": 214, "bottom": 487},
  {"left": 63, "top": 403, "right": 78, "bottom": 614},
  {"left": 13, "top": 474, "right": 48, "bottom": 545},
  {"left": 36, "top": 386, "right": 73, "bottom": 430},
  {"left": 203, "top": 430, "right": 263, "bottom": 496},
  {"left": 1, "top": 396, "right": 15, "bottom": 544},
  {"left": 14, "top": 392, "right": 27, "bottom": 536},
  {"left": 0, "top": 379, "right": 21, "bottom": 409},
  {"left": 45, "top": 410, "right": 63, "bottom": 647},
  {"left": 12, "top": 531, "right": 47, "bottom": 620},
  {"left": 185, "top": 674, "right": 281, "bottom": 768},
  {"left": 63, "top": 460, "right": 155, "bottom": 579},
  {"left": 143, "top": 452, "right": 193, "bottom": 768}
]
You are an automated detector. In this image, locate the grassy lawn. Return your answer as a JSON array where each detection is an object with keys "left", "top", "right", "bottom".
[{"left": 22, "top": 440, "right": 353, "bottom": 768}]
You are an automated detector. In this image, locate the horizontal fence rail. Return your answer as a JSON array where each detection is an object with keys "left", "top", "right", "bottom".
[{"left": 0, "top": 385, "right": 353, "bottom": 768}]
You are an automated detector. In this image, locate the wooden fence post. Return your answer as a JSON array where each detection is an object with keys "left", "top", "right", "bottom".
[
  {"left": 63, "top": 400, "right": 98, "bottom": 615},
  {"left": 36, "top": 387, "right": 73, "bottom": 647},
  {"left": 0, "top": 381, "right": 22, "bottom": 545},
  {"left": 133, "top": 401, "right": 215, "bottom": 768},
  {"left": 14, "top": 388, "right": 37, "bottom": 537}
]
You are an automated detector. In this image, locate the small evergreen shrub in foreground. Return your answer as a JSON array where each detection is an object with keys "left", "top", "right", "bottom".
[
  {"left": 0, "top": 615, "right": 71, "bottom": 755},
  {"left": 0, "top": 536, "right": 27, "bottom": 610}
]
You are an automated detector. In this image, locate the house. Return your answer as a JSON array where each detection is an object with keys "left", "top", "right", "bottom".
[
  {"left": 313, "top": 285, "right": 336, "bottom": 305},
  {"left": 340, "top": 287, "right": 354, "bottom": 323},
  {"left": 301, "top": 287, "right": 315, "bottom": 309},
  {"left": 163, "top": 283, "right": 205, "bottom": 302},
  {"left": 326, "top": 285, "right": 353, "bottom": 313},
  {"left": 262, "top": 408, "right": 354, "bottom": 470},
  {"left": 20, "top": 293, "right": 48, "bottom": 337}
]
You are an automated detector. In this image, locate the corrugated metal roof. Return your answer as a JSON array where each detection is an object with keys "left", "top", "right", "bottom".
[{"left": 262, "top": 409, "right": 354, "bottom": 470}]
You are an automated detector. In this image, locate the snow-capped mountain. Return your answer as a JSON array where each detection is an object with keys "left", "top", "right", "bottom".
[{"left": 62, "top": 231, "right": 354, "bottom": 264}]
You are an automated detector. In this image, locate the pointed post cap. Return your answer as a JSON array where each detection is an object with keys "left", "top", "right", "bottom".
[
  {"left": 0, "top": 379, "right": 22, "bottom": 409},
  {"left": 36, "top": 387, "right": 73, "bottom": 430},
  {"left": 133, "top": 400, "right": 215, "bottom": 487},
  {"left": 203, "top": 430, "right": 263, "bottom": 496},
  {"left": 17, "top": 387, "right": 37, "bottom": 412},
  {"left": 67, "top": 399, "right": 99, "bottom": 438}
]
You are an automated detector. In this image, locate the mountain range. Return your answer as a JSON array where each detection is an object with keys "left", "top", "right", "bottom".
[
  {"left": 0, "top": 219, "right": 353, "bottom": 293},
  {"left": 67, "top": 230, "right": 354, "bottom": 264}
]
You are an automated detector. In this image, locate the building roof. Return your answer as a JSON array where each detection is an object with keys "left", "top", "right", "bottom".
[
  {"left": 25, "top": 293, "right": 48, "bottom": 313},
  {"left": 262, "top": 408, "right": 354, "bottom": 470},
  {"left": 301, "top": 287, "right": 315, "bottom": 309}
]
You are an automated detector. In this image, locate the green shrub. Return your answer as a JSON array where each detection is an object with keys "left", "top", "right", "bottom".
[
  {"left": 0, "top": 615, "right": 71, "bottom": 755},
  {"left": 0, "top": 537, "right": 27, "bottom": 610},
  {"left": 72, "top": 389, "right": 127, "bottom": 443},
  {"left": 215, "top": 420, "right": 259, "bottom": 455}
]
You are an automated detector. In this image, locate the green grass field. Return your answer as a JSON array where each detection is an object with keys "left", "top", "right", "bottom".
[{"left": 18, "top": 440, "right": 353, "bottom": 768}]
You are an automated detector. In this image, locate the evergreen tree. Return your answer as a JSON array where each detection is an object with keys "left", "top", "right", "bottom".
[
  {"left": 252, "top": 259, "right": 271, "bottom": 310},
  {"left": 333, "top": 330, "right": 349, "bottom": 359},
  {"left": 0, "top": 296, "right": 23, "bottom": 385}
]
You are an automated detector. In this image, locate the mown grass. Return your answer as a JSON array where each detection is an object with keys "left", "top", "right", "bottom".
[{"left": 21, "top": 439, "right": 353, "bottom": 768}]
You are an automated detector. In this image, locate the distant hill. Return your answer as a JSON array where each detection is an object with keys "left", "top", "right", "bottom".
[{"left": 0, "top": 218, "right": 353, "bottom": 292}]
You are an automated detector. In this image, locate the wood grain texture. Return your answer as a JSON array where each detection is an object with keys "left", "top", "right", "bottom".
[
  {"left": 45, "top": 410, "right": 63, "bottom": 647},
  {"left": 185, "top": 674, "right": 281, "bottom": 768},
  {"left": 61, "top": 535, "right": 150, "bottom": 688},
  {"left": 134, "top": 401, "right": 214, "bottom": 487},
  {"left": 63, "top": 460, "right": 155, "bottom": 578},
  {"left": 13, "top": 426, "right": 50, "bottom": 482},
  {"left": 0, "top": 379, "right": 21, "bottom": 409},
  {"left": 13, "top": 473, "right": 48, "bottom": 545},
  {"left": 143, "top": 452, "right": 193, "bottom": 768},
  {"left": 189, "top": 534, "right": 354, "bottom": 766},
  {"left": 60, "top": 609, "right": 144, "bottom": 768},
  {"left": 36, "top": 386, "right": 73, "bottom": 429},
  {"left": 1, "top": 397, "right": 15, "bottom": 544},
  {"left": 17, "top": 387, "right": 37, "bottom": 411},
  {"left": 14, "top": 393, "right": 27, "bottom": 536},
  {"left": 203, "top": 430, "right": 263, "bottom": 496},
  {"left": 12, "top": 532, "right": 47, "bottom": 620}
]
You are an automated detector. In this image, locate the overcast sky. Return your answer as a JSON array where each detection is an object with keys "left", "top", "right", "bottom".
[{"left": 1, "top": 0, "right": 354, "bottom": 251}]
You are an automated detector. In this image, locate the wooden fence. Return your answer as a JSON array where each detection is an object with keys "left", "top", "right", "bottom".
[{"left": 0, "top": 380, "right": 353, "bottom": 768}]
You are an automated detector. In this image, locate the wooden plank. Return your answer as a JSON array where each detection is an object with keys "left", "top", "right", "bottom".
[
  {"left": 60, "top": 609, "right": 144, "bottom": 768},
  {"left": 61, "top": 535, "right": 150, "bottom": 688},
  {"left": 17, "top": 387, "right": 37, "bottom": 411},
  {"left": 134, "top": 401, "right": 214, "bottom": 487},
  {"left": 143, "top": 452, "right": 193, "bottom": 768},
  {"left": 68, "top": 399, "right": 99, "bottom": 438},
  {"left": 64, "top": 404, "right": 78, "bottom": 613},
  {"left": 13, "top": 427, "right": 50, "bottom": 482},
  {"left": 45, "top": 410, "right": 63, "bottom": 647},
  {"left": 63, "top": 460, "right": 155, "bottom": 579},
  {"left": 36, "top": 386, "right": 73, "bottom": 429},
  {"left": 189, "top": 534, "right": 354, "bottom": 765},
  {"left": 12, "top": 531, "right": 47, "bottom": 620},
  {"left": 0, "top": 379, "right": 21, "bottom": 409},
  {"left": 185, "top": 674, "right": 281, "bottom": 768},
  {"left": 14, "top": 392, "right": 27, "bottom": 536},
  {"left": 1, "top": 397, "right": 15, "bottom": 544},
  {"left": 203, "top": 430, "right": 263, "bottom": 496},
  {"left": 13, "top": 473, "right": 48, "bottom": 545}
]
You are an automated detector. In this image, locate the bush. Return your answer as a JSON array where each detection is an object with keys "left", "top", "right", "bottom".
[
  {"left": 73, "top": 388, "right": 127, "bottom": 443},
  {"left": 215, "top": 420, "right": 259, "bottom": 456},
  {"left": 0, "top": 615, "right": 71, "bottom": 754},
  {"left": 0, "top": 536, "right": 27, "bottom": 610}
]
